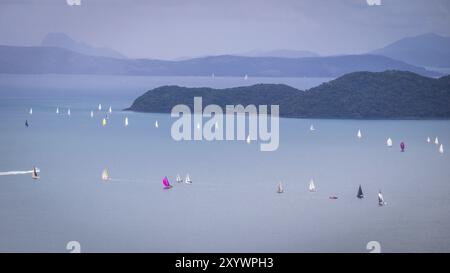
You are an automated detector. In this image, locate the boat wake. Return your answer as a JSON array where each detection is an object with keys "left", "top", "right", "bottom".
[{"left": 0, "top": 168, "right": 40, "bottom": 176}]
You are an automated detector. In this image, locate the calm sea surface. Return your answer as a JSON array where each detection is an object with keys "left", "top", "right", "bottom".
[{"left": 0, "top": 74, "right": 449, "bottom": 252}]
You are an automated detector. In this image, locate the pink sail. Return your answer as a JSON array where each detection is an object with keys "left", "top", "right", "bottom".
[{"left": 163, "top": 176, "right": 171, "bottom": 188}]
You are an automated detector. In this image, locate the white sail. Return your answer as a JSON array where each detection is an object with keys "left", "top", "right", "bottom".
[
  {"left": 155, "top": 120, "right": 159, "bottom": 128},
  {"left": 378, "top": 191, "right": 385, "bottom": 206},
  {"left": 185, "top": 174, "right": 192, "bottom": 184},
  {"left": 310, "top": 124, "right": 315, "bottom": 131},
  {"left": 277, "top": 182, "right": 284, "bottom": 193},
  {"left": 176, "top": 174, "right": 183, "bottom": 183},
  {"left": 101, "top": 169, "right": 110, "bottom": 181},
  {"left": 309, "top": 179, "right": 316, "bottom": 192},
  {"left": 90, "top": 110, "right": 94, "bottom": 118},
  {"left": 56, "top": 107, "right": 59, "bottom": 114},
  {"left": 357, "top": 129, "right": 362, "bottom": 139},
  {"left": 67, "top": 109, "right": 71, "bottom": 116},
  {"left": 29, "top": 108, "right": 33, "bottom": 115},
  {"left": 439, "top": 144, "right": 444, "bottom": 154},
  {"left": 435, "top": 137, "right": 439, "bottom": 145},
  {"left": 244, "top": 74, "right": 248, "bottom": 80},
  {"left": 427, "top": 137, "right": 431, "bottom": 143},
  {"left": 386, "top": 137, "right": 393, "bottom": 147},
  {"left": 108, "top": 106, "right": 112, "bottom": 113},
  {"left": 125, "top": 117, "right": 129, "bottom": 127},
  {"left": 98, "top": 104, "right": 102, "bottom": 111}
]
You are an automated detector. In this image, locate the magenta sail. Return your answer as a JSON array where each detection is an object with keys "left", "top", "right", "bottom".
[{"left": 163, "top": 176, "right": 172, "bottom": 189}]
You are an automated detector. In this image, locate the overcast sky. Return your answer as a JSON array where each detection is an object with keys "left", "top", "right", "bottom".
[{"left": 0, "top": 0, "right": 449, "bottom": 59}]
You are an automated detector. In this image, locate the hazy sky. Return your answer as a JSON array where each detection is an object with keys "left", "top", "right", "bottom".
[{"left": 0, "top": 0, "right": 449, "bottom": 59}]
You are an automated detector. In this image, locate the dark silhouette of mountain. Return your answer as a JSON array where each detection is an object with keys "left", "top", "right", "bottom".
[
  {"left": 239, "top": 49, "right": 319, "bottom": 58},
  {"left": 126, "top": 71, "right": 450, "bottom": 119},
  {"left": 0, "top": 45, "right": 439, "bottom": 77},
  {"left": 371, "top": 33, "right": 450, "bottom": 68},
  {"left": 41, "top": 32, "right": 126, "bottom": 59}
]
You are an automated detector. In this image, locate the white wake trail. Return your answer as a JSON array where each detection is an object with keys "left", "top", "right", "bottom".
[{"left": 0, "top": 168, "right": 40, "bottom": 176}]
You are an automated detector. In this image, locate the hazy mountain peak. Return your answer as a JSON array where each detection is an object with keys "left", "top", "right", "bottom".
[{"left": 41, "top": 32, "right": 126, "bottom": 59}]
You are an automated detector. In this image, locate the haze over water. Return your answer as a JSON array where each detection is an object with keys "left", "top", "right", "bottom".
[{"left": 0, "top": 75, "right": 449, "bottom": 252}]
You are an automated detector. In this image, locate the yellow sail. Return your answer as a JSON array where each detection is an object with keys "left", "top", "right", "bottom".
[{"left": 102, "top": 118, "right": 107, "bottom": 126}]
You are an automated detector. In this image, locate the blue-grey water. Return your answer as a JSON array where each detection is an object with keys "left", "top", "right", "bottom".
[{"left": 0, "top": 74, "right": 449, "bottom": 253}]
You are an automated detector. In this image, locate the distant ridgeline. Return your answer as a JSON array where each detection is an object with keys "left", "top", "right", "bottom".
[{"left": 126, "top": 71, "right": 450, "bottom": 119}]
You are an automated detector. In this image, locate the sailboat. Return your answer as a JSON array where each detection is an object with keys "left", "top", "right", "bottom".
[
  {"left": 212, "top": 73, "right": 215, "bottom": 78},
  {"left": 246, "top": 135, "right": 251, "bottom": 144},
  {"left": 155, "top": 120, "right": 159, "bottom": 128},
  {"left": 90, "top": 110, "right": 94, "bottom": 118},
  {"left": 439, "top": 144, "right": 444, "bottom": 154},
  {"left": 357, "top": 185, "right": 364, "bottom": 199},
  {"left": 108, "top": 106, "right": 112, "bottom": 114},
  {"left": 244, "top": 74, "right": 248, "bottom": 80},
  {"left": 67, "top": 109, "right": 71, "bottom": 116},
  {"left": 31, "top": 166, "right": 39, "bottom": 180},
  {"left": 102, "top": 118, "right": 107, "bottom": 126},
  {"left": 25, "top": 120, "right": 29, "bottom": 127},
  {"left": 308, "top": 179, "right": 316, "bottom": 192},
  {"left": 427, "top": 137, "right": 431, "bottom": 143},
  {"left": 56, "top": 107, "right": 59, "bottom": 114},
  {"left": 176, "top": 174, "right": 183, "bottom": 183},
  {"left": 185, "top": 174, "right": 192, "bottom": 184},
  {"left": 378, "top": 190, "right": 386, "bottom": 206},
  {"left": 310, "top": 124, "right": 315, "bottom": 131},
  {"left": 386, "top": 137, "right": 393, "bottom": 147},
  {"left": 277, "top": 182, "right": 284, "bottom": 193},
  {"left": 125, "top": 117, "right": 129, "bottom": 127},
  {"left": 435, "top": 137, "right": 439, "bottom": 145},
  {"left": 357, "top": 129, "right": 362, "bottom": 139},
  {"left": 400, "top": 141, "right": 405, "bottom": 152},
  {"left": 29, "top": 108, "right": 33, "bottom": 115},
  {"left": 98, "top": 104, "right": 102, "bottom": 111},
  {"left": 163, "top": 176, "right": 172, "bottom": 189},
  {"left": 101, "top": 169, "right": 110, "bottom": 181}
]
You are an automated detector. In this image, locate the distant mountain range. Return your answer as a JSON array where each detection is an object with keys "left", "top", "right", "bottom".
[
  {"left": 371, "top": 33, "right": 450, "bottom": 68},
  {"left": 41, "top": 32, "right": 126, "bottom": 59},
  {"left": 126, "top": 70, "right": 450, "bottom": 119},
  {"left": 238, "top": 49, "right": 319, "bottom": 58},
  {"left": 0, "top": 45, "right": 439, "bottom": 77}
]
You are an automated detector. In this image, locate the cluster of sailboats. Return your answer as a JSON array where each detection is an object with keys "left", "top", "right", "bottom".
[
  {"left": 277, "top": 180, "right": 386, "bottom": 206},
  {"left": 427, "top": 136, "right": 444, "bottom": 154}
]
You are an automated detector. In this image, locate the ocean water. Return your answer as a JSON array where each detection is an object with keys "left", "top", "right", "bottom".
[{"left": 0, "top": 74, "right": 449, "bottom": 253}]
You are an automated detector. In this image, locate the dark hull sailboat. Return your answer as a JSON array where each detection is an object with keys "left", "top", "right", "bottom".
[{"left": 357, "top": 185, "right": 364, "bottom": 199}]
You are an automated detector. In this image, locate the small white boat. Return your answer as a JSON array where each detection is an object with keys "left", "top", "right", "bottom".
[
  {"left": 155, "top": 120, "right": 159, "bottom": 128},
  {"left": 90, "top": 110, "right": 94, "bottom": 118},
  {"left": 244, "top": 74, "right": 248, "bottom": 80},
  {"left": 56, "top": 107, "right": 59, "bottom": 114},
  {"left": 98, "top": 104, "right": 102, "bottom": 111},
  {"left": 357, "top": 129, "right": 362, "bottom": 139},
  {"left": 277, "top": 182, "right": 284, "bottom": 193},
  {"left": 246, "top": 135, "right": 251, "bottom": 144},
  {"left": 108, "top": 106, "right": 112, "bottom": 114},
  {"left": 378, "top": 190, "right": 386, "bottom": 206},
  {"left": 439, "top": 144, "right": 444, "bottom": 154},
  {"left": 386, "top": 137, "right": 393, "bottom": 147},
  {"left": 29, "top": 108, "right": 33, "bottom": 115},
  {"left": 427, "top": 137, "right": 431, "bottom": 143},
  {"left": 308, "top": 179, "right": 316, "bottom": 192},
  {"left": 101, "top": 169, "right": 110, "bottom": 181},
  {"left": 435, "top": 137, "right": 439, "bottom": 145},
  {"left": 125, "top": 117, "right": 129, "bottom": 127},
  {"left": 310, "top": 124, "right": 315, "bottom": 131},
  {"left": 31, "top": 166, "right": 39, "bottom": 180},
  {"left": 185, "top": 174, "right": 192, "bottom": 184},
  {"left": 67, "top": 109, "right": 71, "bottom": 116},
  {"left": 176, "top": 174, "right": 183, "bottom": 183}
]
